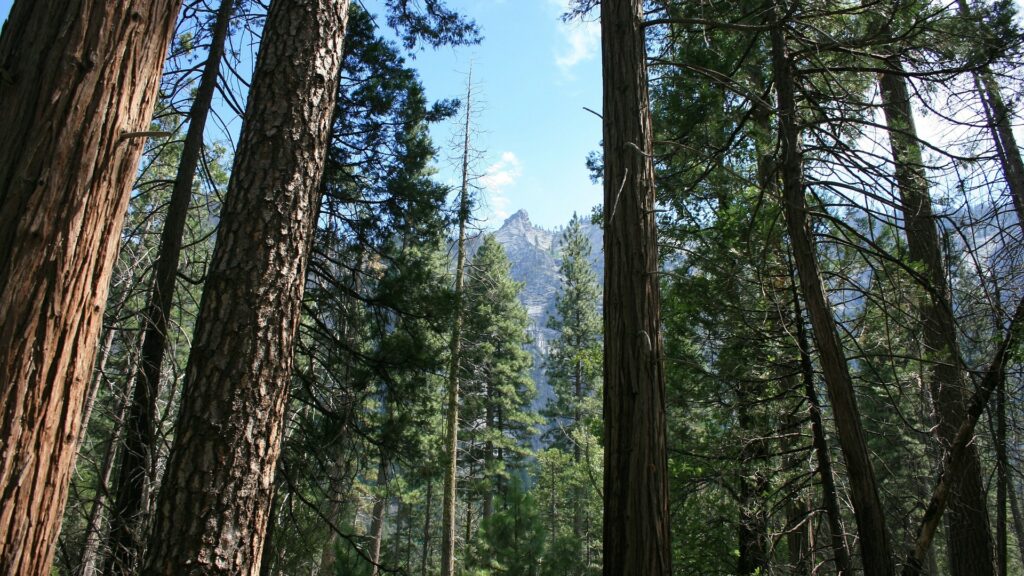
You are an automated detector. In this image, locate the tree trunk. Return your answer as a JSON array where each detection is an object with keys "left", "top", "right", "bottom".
[
  {"left": 791, "top": 273, "right": 852, "bottom": 575},
  {"left": 104, "top": 2, "right": 235, "bottom": 573},
  {"left": 369, "top": 457, "right": 388, "bottom": 576},
  {"left": 878, "top": 60, "right": 995, "bottom": 576},
  {"left": 420, "top": 477, "right": 433, "bottom": 576},
  {"left": 787, "top": 498, "right": 811, "bottom": 576},
  {"left": 904, "top": 300, "right": 1024, "bottom": 575},
  {"left": 0, "top": 1, "right": 181, "bottom": 573},
  {"left": 141, "top": 1, "right": 349, "bottom": 573},
  {"left": 1007, "top": 471, "right": 1024, "bottom": 569},
  {"left": 997, "top": 369, "right": 1007, "bottom": 576},
  {"left": 441, "top": 70, "right": 474, "bottom": 576},
  {"left": 599, "top": 1, "right": 672, "bottom": 574},
  {"left": 257, "top": 482, "right": 280, "bottom": 576},
  {"left": 768, "top": 3, "right": 895, "bottom": 574}
]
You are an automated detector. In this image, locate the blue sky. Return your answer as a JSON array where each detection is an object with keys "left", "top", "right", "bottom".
[
  {"left": 401, "top": 0, "right": 606, "bottom": 228},
  {"left": 0, "top": 0, "right": 603, "bottom": 230},
  {"left": 408, "top": 0, "right": 604, "bottom": 229}
]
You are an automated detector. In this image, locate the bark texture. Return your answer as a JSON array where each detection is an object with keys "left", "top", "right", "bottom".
[
  {"left": 141, "top": 1, "right": 349, "bottom": 573},
  {"left": 600, "top": 1, "right": 672, "bottom": 574},
  {"left": 768, "top": 4, "right": 895, "bottom": 574},
  {"left": 105, "top": 3, "right": 235, "bottom": 573},
  {"left": 878, "top": 60, "right": 995, "bottom": 576},
  {"left": 0, "top": 2, "right": 181, "bottom": 574}
]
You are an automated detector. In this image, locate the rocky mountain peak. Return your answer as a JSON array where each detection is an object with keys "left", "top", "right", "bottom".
[{"left": 481, "top": 210, "right": 604, "bottom": 425}]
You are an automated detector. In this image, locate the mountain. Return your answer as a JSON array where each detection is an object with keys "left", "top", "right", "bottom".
[{"left": 471, "top": 210, "right": 603, "bottom": 423}]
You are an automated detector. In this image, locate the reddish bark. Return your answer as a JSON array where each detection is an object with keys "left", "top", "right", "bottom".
[{"left": 0, "top": 2, "right": 181, "bottom": 573}]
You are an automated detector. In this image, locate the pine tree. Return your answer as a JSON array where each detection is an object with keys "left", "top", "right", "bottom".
[
  {"left": 142, "top": 2, "right": 350, "bottom": 572},
  {"left": 461, "top": 234, "right": 536, "bottom": 528},
  {"left": 541, "top": 212, "right": 603, "bottom": 572},
  {"left": 544, "top": 213, "right": 602, "bottom": 454}
]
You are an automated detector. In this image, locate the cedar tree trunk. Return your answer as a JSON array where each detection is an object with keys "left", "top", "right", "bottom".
[
  {"left": 600, "top": 0, "right": 672, "bottom": 574},
  {"left": 0, "top": 1, "right": 181, "bottom": 573}
]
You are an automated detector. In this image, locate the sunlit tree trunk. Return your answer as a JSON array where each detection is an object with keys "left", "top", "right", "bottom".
[
  {"left": 0, "top": 1, "right": 181, "bottom": 573},
  {"left": 104, "top": 2, "right": 235, "bottom": 573},
  {"left": 141, "top": 1, "right": 349, "bottom": 572}
]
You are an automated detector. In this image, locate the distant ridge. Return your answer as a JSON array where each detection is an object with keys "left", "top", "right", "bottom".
[{"left": 469, "top": 210, "right": 603, "bottom": 425}]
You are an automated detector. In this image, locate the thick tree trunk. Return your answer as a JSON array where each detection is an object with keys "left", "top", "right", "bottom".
[
  {"left": 0, "top": 2, "right": 181, "bottom": 573},
  {"left": 600, "top": 1, "right": 672, "bottom": 574},
  {"left": 441, "top": 71, "right": 474, "bottom": 576},
  {"left": 141, "top": 1, "right": 349, "bottom": 573},
  {"left": 878, "top": 61, "right": 995, "bottom": 576},
  {"left": 767, "top": 4, "right": 895, "bottom": 574},
  {"left": 104, "top": 2, "right": 235, "bottom": 573}
]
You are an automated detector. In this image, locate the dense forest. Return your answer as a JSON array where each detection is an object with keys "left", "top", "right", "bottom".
[{"left": 1, "top": 0, "right": 1024, "bottom": 574}]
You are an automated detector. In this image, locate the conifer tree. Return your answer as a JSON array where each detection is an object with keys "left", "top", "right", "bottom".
[
  {"left": 0, "top": 2, "right": 182, "bottom": 573},
  {"left": 599, "top": 0, "right": 672, "bottom": 572},
  {"left": 545, "top": 214, "right": 602, "bottom": 455},
  {"left": 142, "top": 2, "right": 350, "bottom": 571}
]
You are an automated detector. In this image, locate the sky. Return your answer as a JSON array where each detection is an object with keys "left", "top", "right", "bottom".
[
  {"left": 405, "top": 0, "right": 605, "bottom": 229},
  {"left": 0, "top": 0, "right": 604, "bottom": 230},
  {"left": 3, "top": 1, "right": 1022, "bottom": 230}
]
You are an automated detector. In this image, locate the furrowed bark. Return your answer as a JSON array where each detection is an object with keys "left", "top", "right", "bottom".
[
  {"left": 141, "top": 1, "right": 349, "bottom": 573},
  {"left": 600, "top": 0, "right": 672, "bottom": 573},
  {"left": 103, "top": 2, "right": 236, "bottom": 573},
  {"left": 0, "top": 2, "right": 181, "bottom": 573}
]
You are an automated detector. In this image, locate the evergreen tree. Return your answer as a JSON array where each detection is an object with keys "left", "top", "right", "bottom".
[
  {"left": 540, "top": 212, "right": 603, "bottom": 573},
  {"left": 544, "top": 213, "right": 602, "bottom": 454},
  {"left": 0, "top": 3, "right": 182, "bottom": 573},
  {"left": 461, "top": 234, "right": 537, "bottom": 532}
]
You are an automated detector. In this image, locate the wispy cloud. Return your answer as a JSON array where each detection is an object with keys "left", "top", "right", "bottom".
[
  {"left": 550, "top": 0, "right": 599, "bottom": 76},
  {"left": 480, "top": 151, "right": 522, "bottom": 220}
]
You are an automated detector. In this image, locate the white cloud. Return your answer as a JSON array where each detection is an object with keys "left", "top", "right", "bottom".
[
  {"left": 548, "top": 0, "right": 599, "bottom": 76},
  {"left": 480, "top": 151, "right": 522, "bottom": 220}
]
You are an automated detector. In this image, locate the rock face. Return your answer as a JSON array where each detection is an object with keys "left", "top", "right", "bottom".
[{"left": 470, "top": 209, "right": 603, "bottom": 419}]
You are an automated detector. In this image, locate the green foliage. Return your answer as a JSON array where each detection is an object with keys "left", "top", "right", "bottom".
[
  {"left": 467, "top": 477, "right": 547, "bottom": 576},
  {"left": 461, "top": 235, "right": 538, "bottom": 500},
  {"left": 543, "top": 213, "right": 603, "bottom": 452}
]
